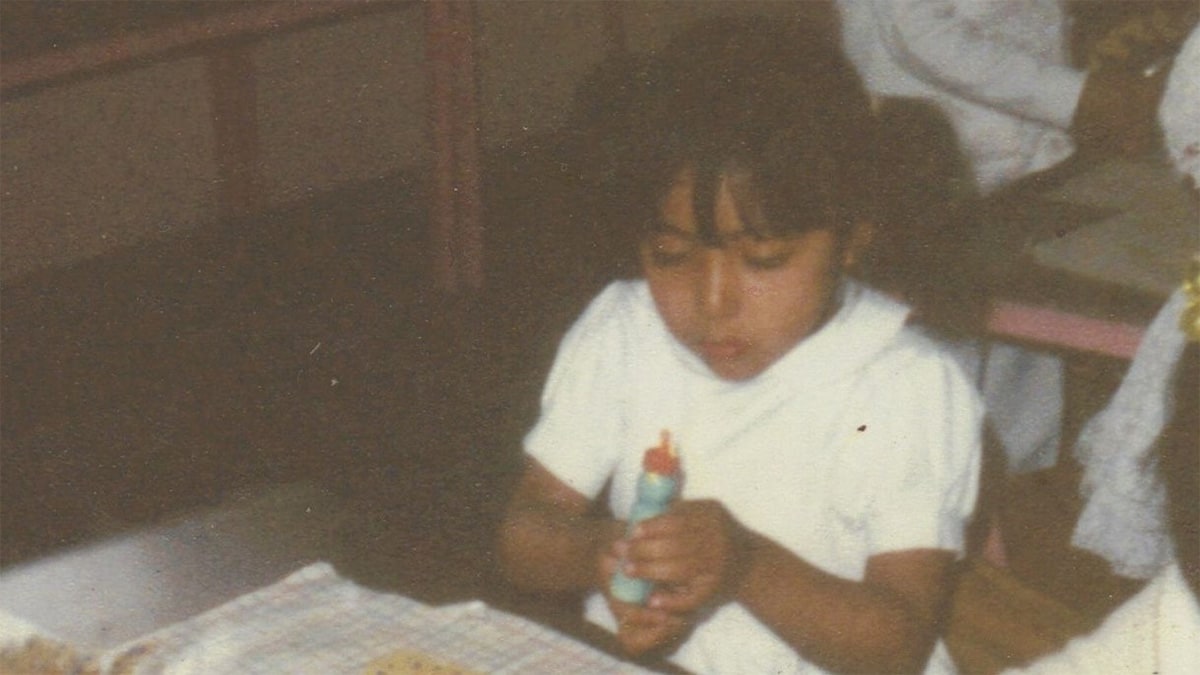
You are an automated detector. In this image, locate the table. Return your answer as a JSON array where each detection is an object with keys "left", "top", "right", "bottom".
[
  {"left": 980, "top": 156, "right": 1197, "bottom": 360},
  {"left": 0, "top": 483, "right": 343, "bottom": 651},
  {"left": 0, "top": 482, "right": 675, "bottom": 674}
]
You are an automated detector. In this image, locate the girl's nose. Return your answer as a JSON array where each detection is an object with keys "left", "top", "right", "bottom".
[{"left": 697, "top": 249, "right": 739, "bottom": 319}]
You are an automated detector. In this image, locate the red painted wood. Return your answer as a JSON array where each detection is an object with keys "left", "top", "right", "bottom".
[
  {"left": 2, "top": 2, "right": 388, "bottom": 93},
  {"left": 206, "top": 46, "right": 262, "bottom": 221},
  {"left": 987, "top": 300, "right": 1145, "bottom": 359},
  {"left": 450, "top": 0, "right": 483, "bottom": 291},
  {"left": 425, "top": 0, "right": 482, "bottom": 294},
  {"left": 601, "top": 0, "right": 627, "bottom": 54},
  {"left": 426, "top": 0, "right": 459, "bottom": 292}
]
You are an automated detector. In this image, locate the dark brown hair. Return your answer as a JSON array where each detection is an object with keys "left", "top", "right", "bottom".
[{"left": 576, "top": 17, "right": 879, "bottom": 253}]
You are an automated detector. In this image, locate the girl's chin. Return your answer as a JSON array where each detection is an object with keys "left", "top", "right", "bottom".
[{"left": 704, "top": 357, "right": 767, "bottom": 381}]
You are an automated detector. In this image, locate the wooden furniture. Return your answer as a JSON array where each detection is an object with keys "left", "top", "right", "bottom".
[
  {"left": 981, "top": 157, "right": 1197, "bottom": 359},
  {"left": 2, "top": 2, "right": 402, "bottom": 217},
  {"left": 2, "top": 1, "right": 484, "bottom": 292}
]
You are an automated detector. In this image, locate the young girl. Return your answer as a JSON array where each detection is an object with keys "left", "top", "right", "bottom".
[{"left": 497, "top": 18, "right": 982, "bottom": 675}]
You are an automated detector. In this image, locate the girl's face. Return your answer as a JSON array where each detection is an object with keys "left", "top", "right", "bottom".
[{"left": 641, "top": 169, "right": 861, "bottom": 381}]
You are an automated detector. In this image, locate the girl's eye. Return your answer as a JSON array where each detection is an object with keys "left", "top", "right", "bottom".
[
  {"left": 649, "top": 249, "right": 691, "bottom": 267},
  {"left": 741, "top": 241, "right": 794, "bottom": 269},
  {"left": 645, "top": 237, "right": 695, "bottom": 267}
]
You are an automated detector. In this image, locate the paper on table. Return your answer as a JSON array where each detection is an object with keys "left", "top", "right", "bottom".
[
  {"left": 1032, "top": 159, "right": 1198, "bottom": 297},
  {"left": 0, "top": 608, "right": 50, "bottom": 646},
  {"left": 95, "top": 562, "right": 652, "bottom": 675}
]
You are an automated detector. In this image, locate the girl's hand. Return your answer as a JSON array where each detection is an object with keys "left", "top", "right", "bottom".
[
  {"left": 621, "top": 499, "right": 753, "bottom": 615},
  {"left": 598, "top": 542, "right": 691, "bottom": 655},
  {"left": 608, "top": 595, "right": 691, "bottom": 655}
]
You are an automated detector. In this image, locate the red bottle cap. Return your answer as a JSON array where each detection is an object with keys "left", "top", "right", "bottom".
[{"left": 642, "top": 430, "right": 679, "bottom": 475}]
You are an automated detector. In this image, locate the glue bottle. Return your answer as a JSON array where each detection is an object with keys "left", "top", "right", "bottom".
[{"left": 610, "top": 431, "right": 680, "bottom": 605}]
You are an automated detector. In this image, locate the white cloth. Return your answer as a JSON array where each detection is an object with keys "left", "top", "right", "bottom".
[
  {"left": 1160, "top": 25, "right": 1200, "bottom": 186},
  {"left": 928, "top": 340, "right": 1063, "bottom": 473},
  {"left": 980, "top": 344, "right": 1065, "bottom": 473},
  {"left": 1072, "top": 290, "right": 1190, "bottom": 579},
  {"left": 1001, "top": 564, "right": 1200, "bottom": 674},
  {"left": 836, "top": 0, "right": 1084, "bottom": 194},
  {"left": 525, "top": 280, "right": 983, "bottom": 675}
]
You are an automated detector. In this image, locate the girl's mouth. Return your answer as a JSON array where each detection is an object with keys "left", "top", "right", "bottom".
[{"left": 696, "top": 339, "right": 749, "bottom": 362}]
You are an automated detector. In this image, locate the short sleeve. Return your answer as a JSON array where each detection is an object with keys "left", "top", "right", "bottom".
[
  {"left": 523, "top": 284, "right": 631, "bottom": 499},
  {"left": 855, "top": 347, "right": 983, "bottom": 556}
]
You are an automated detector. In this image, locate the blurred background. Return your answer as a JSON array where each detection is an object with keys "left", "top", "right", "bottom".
[{"left": 1, "top": 2, "right": 1196, "bottom": 672}]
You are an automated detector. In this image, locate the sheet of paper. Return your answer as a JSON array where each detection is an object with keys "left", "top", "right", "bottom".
[
  {"left": 96, "top": 562, "right": 653, "bottom": 675},
  {"left": 1032, "top": 159, "right": 1198, "bottom": 297},
  {"left": 0, "top": 608, "right": 48, "bottom": 645}
]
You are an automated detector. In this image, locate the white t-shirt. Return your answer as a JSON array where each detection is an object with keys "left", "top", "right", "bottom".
[
  {"left": 525, "top": 279, "right": 983, "bottom": 675},
  {"left": 1002, "top": 564, "right": 1200, "bottom": 674},
  {"left": 836, "top": 0, "right": 1084, "bottom": 194}
]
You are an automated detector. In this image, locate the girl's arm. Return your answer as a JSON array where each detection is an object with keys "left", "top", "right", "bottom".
[
  {"left": 496, "top": 457, "right": 622, "bottom": 593},
  {"left": 498, "top": 458, "right": 693, "bottom": 654},
  {"left": 737, "top": 534, "right": 954, "bottom": 674},
  {"left": 630, "top": 500, "right": 955, "bottom": 673}
]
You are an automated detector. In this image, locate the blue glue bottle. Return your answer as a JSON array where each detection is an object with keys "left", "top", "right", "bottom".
[{"left": 610, "top": 431, "right": 680, "bottom": 605}]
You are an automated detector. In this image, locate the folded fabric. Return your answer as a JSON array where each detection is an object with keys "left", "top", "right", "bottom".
[{"left": 1072, "top": 290, "right": 1188, "bottom": 579}]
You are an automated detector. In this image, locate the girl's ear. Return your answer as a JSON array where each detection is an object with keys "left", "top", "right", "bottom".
[{"left": 842, "top": 221, "right": 876, "bottom": 270}]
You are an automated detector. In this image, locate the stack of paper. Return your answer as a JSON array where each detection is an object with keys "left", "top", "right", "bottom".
[{"left": 84, "top": 562, "right": 652, "bottom": 675}]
